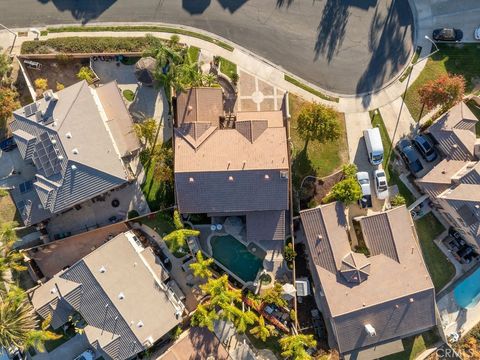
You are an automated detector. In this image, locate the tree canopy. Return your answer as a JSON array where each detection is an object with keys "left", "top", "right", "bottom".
[
  {"left": 296, "top": 102, "right": 340, "bottom": 146},
  {"left": 418, "top": 74, "right": 465, "bottom": 111}
]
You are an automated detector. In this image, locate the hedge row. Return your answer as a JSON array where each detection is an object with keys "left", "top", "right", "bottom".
[
  {"left": 44, "top": 26, "right": 234, "bottom": 51},
  {"left": 21, "top": 36, "right": 160, "bottom": 54}
]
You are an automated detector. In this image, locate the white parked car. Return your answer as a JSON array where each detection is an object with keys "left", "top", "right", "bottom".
[
  {"left": 373, "top": 170, "right": 389, "bottom": 200},
  {"left": 356, "top": 171, "right": 372, "bottom": 208},
  {"left": 475, "top": 26, "right": 480, "bottom": 40}
]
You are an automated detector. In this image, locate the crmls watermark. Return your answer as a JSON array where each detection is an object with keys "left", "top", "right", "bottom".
[{"left": 435, "top": 347, "right": 473, "bottom": 359}]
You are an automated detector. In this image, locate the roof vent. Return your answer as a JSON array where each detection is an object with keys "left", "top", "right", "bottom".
[
  {"left": 476, "top": 205, "right": 480, "bottom": 209},
  {"left": 441, "top": 169, "right": 446, "bottom": 174},
  {"left": 409, "top": 298, "right": 414, "bottom": 303},
  {"left": 228, "top": 176, "right": 234, "bottom": 181},
  {"left": 188, "top": 177, "right": 194, "bottom": 183},
  {"left": 57, "top": 155, "right": 63, "bottom": 160},
  {"left": 317, "top": 235, "right": 323, "bottom": 241},
  {"left": 137, "top": 321, "right": 144, "bottom": 328},
  {"left": 72, "top": 148, "right": 79, "bottom": 155},
  {"left": 51, "top": 139, "right": 57, "bottom": 144},
  {"left": 66, "top": 132, "right": 72, "bottom": 139},
  {"left": 452, "top": 144, "right": 458, "bottom": 149},
  {"left": 187, "top": 105, "right": 193, "bottom": 112},
  {"left": 50, "top": 288, "right": 57, "bottom": 294},
  {"left": 280, "top": 170, "right": 288, "bottom": 179},
  {"left": 365, "top": 324, "right": 376, "bottom": 337},
  {"left": 264, "top": 174, "right": 270, "bottom": 180},
  {"left": 118, "top": 292, "right": 125, "bottom": 300},
  {"left": 71, "top": 165, "right": 77, "bottom": 171},
  {"left": 99, "top": 266, "right": 106, "bottom": 273}
]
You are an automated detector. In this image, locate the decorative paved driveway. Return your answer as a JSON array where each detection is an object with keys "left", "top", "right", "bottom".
[{"left": 237, "top": 70, "right": 285, "bottom": 112}]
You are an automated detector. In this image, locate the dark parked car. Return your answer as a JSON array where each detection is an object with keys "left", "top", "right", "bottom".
[
  {"left": 397, "top": 139, "right": 424, "bottom": 177},
  {"left": 432, "top": 28, "right": 463, "bottom": 42},
  {"left": 0, "top": 137, "right": 17, "bottom": 152},
  {"left": 413, "top": 134, "right": 437, "bottom": 162}
]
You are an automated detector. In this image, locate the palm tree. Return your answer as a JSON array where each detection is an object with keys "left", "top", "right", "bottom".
[
  {"left": 250, "top": 316, "right": 275, "bottom": 342},
  {"left": 279, "top": 334, "right": 317, "bottom": 360},
  {"left": 225, "top": 304, "right": 256, "bottom": 334},
  {"left": 0, "top": 222, "right": 26, "bottom": 282},
  {"left": 191, "top": 304, "right": 218, "bottom": 332},
  {"left": 0, "top": 288, "right": 61, "bottom": 352},
  {"left": 200, "top": 275, "right": 241, "bottom": 308},
  {"left": 260, "top": 282, "right": 287, "bottom": 308},
  {"left": 134, "top": 118, "right": 158, "bottom": 148},
  {"left": 163, "top": 210, "right": 200, "bottom": 254},
  {"left": 189, "top": 251, "right": 214, "bottom": 279}
]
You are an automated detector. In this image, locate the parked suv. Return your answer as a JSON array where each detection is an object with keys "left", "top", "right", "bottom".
[
  {"left": 397, "top": 139, "right": 424, "bottom": 177},
  {"left": 356, "top": 172, "right": 372, "bottom": 208},
  {"left": 413, "top": 134, "right": 437, "bottom": 162}
]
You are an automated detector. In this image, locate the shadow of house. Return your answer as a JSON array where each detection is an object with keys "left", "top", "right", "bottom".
[
  {"left": 36, "top": 0, "right": 117, "bottom": 24},
  {"left": 182, "top": 0, "right": 212, "bottom": 15},
  {"left": 356, "top": 0, "right": 413, "bottom": 104}
]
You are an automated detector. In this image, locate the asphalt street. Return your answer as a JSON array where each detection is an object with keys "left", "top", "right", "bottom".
[{"left": 0, "top": 0, "right": 415, "bottom": 95}]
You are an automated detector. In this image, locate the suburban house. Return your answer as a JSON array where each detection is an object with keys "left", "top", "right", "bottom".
[
  {"left": 299, "top": 203, "right": 437, "bottom": 360},
  {"left": 9, "top": 80, "right": 140, "bottom": 227},
  {"left": 417, "top": 102, "right": 480, "bottom": 249},
  {"left": 173, "top": 87, "right": 289, "bottom": 248},
  {"left": 29, "top": 230, "right": 185, "bottom": 360}
]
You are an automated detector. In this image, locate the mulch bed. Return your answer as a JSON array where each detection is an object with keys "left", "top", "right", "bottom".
[{"left": 299, "top": 170, "right": 344, "bottom": 209}]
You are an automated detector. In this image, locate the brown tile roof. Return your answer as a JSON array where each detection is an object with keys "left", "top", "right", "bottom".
[
  {"left": 95, "top": 81, "right": 140, "bottom": 157},
  {"left": 299, "top": 204, "right": 436, "bottom": 355},
  {"left": 159, "top": 327, "right": 230, "bottom": 360},
  {"left": 236, "top": 120, "right": 268, "bottom": 143},
  {"left": 175, "top": 88, "right": 223, "bottom": 127},
  {"left": 428, "top": 102, "right": 478, "bottom": 160}
]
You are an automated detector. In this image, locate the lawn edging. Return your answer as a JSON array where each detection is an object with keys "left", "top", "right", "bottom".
[{"left": 284, "top": 74, "right": 339, "bottom": 103}]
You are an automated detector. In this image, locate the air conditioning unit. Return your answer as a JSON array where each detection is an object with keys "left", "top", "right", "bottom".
[{"left": 365, "top": 324, "right": 376, "bottom": 337}]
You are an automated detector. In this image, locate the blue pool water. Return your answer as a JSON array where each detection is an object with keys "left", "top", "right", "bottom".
[{"left": 454, "top": 267, "right": 480, "bottom": 308}]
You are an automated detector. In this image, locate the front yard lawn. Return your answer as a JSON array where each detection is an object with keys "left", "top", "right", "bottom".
[
  {"left": 414, "top": 213, "right": 454, "bottom": 291},
  {"left": 382, "top": 329, "right": 439, "bottom": 360},
  {"left": 188, "top": 46, "right": 200, "bottom": 63},
  {"left": 290, "top": 94, "right": 348, "bottom": 187},
  {"left": 219, "top": 57, "right": 237, "bottom": 79},
  {"left": 404, "top": 44, "right": 480, "bottom": 121}
]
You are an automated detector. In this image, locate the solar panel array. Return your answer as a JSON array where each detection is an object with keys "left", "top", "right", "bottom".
[
  {"left": 24, "top": 102, "right": 38, "bottom": 118},
  {"left": 32, "top": 132, "right": 62, "bottom": 177}
]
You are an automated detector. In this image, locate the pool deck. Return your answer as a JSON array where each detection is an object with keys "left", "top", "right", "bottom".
[{"left": 437, "top": 263, "right": 480, "bottom": 340}]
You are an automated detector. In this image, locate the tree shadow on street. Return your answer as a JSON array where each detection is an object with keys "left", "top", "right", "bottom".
[
  {"left": 357, "top": 0, "right": 413, "bottom": 105},
  {"left": 182, "top": 0, "right": 212, "bottom": 15},
  {"left": 36, "top": 0, "right": 117, "bottom": 24}
]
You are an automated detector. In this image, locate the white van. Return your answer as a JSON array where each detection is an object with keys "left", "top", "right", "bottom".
[{"left": 363, "top": 128, "right": 384, "bottom": 166}]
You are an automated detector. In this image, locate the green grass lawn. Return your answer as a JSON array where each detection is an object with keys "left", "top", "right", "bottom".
[
  {"left": 219, "top": 57, "right": 237, "bottom": 79},
  {"left": 466, "top": 100, "right": 480, "bottom": 137},
  {"left": 414, "top": 213, "right": 455, "bottom": 291},
  {"left": 290, "top": 94, "right": 348, "bottom": 187},
  {"left": 140, "top": 144, "right": 174, "bottom": 212},
  {"left": 404, "top": 44, "right": 480, "bottom": 121},
  {"left": 188, "top": 46, "right": 200, "bottom": 62},
  {"left": 122, "top": 89, "right": 135, "bottom": 101},
  {"left": 382, "top": 330, "right": 439, "bottom": 360},
  {"left": 370, "top": 110, "right": 393, "bottom": 179},
  {"left": 284, "top": 75, "right": 339, "bottom": 102}
]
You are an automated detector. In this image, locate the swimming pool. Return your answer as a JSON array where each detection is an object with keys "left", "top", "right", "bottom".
[
  {"left": 454, "top": 267, "right": 480, "bottom": 308},
  {"left": 210, "top": 235, "right": 264, "bottom": 283}
]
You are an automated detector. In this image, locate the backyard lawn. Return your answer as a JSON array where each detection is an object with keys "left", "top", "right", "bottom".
[
  {"left": 404, "top": 44, "right": 480, "bottom": 121},
  {"left": 290, "top": 94, "right": 348, "bottom": 187},
  {"left": 414, "top": 213, "right": 455, "bottom": 291},
  {"left": 382, "top": 330, "right": 439, "bottom": 360},
  {"left": 0, "top": 194, "right": 17, "bottom": 224},
  {"left": 140, "top": 144, "right": 174, "bottom": 212}
]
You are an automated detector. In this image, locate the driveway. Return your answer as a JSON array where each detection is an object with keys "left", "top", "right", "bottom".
[
  {"left": 2, "top": 0, "right": 413, "bottom": 95},
  {"left": 345, "top": 112, "right": 372, "bottom": 172}
]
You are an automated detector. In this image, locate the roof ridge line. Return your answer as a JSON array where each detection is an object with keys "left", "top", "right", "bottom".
[{"left": 56, "top": 81, "right": 86, "bottom": 132}]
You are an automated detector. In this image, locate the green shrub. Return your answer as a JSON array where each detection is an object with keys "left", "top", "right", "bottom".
[
  {"left": 284, "top": 243, "right": 297, "bottom": 263},
  {"left": 76, "top": 67, "right": 95, "bottom": 84},
  {"left": 21, "top": 36, "right": 161, "bottom": 54},
  {"left": 128, "top": 210, "right": 140, "bottom": 219},
  {"left": 34, "top": 78, "right": 48, "bottom": 90},
  {"left": 390, "top": 194, "right": 406, "bottom": 207},
  {"left": 123, "top": 89, "right": 135, "bottom": 101}
]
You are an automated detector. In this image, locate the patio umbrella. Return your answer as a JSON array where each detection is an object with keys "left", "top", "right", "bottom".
[
  {"left": 282, "top": 283, "right": 296, "bottom": 300},
  {"left": 223, "top": 216, "right": 243, "bottom": 236},
  {"left": 135, "top": 57, "right": 157, "bottom": 86}
]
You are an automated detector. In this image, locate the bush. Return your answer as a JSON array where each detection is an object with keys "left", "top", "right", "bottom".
[
  {"left": 323, "top": 177, "right": 362, "bottom": 205},
  {"left": 419, "top": 118, "right": 434, "bottom": 132},
  {"left": 122, "top": 89, "right": 135, "bottom": 101},
  {"left": 231, "top": 72, "right": 239, "bottom": 85},
  {"left": 128, "top": 210, "right": 140, "bottom": 219},
  {"left": 284, "top": 243, "right": 297, "bottom": 263},
  {"left": 21, "top": 36, "right": 161, "bottom": 54},
  {"left": 56, "top": 82, "right": 65, "bottom": 91},
  {"left": 390, "top": 194, "right": 406, "bottom": 207},
  {"left": 55, "top": 53, "right": 72, "bottom": 64},
  {"left": 76, "top": 67, "right": 95, "bottom": 84},
  {"left": 342, "top": 163, "right": 357, "bottom": 179},
  {"left": 34, "top": 78, "right": 48, "bottom": 90}
]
